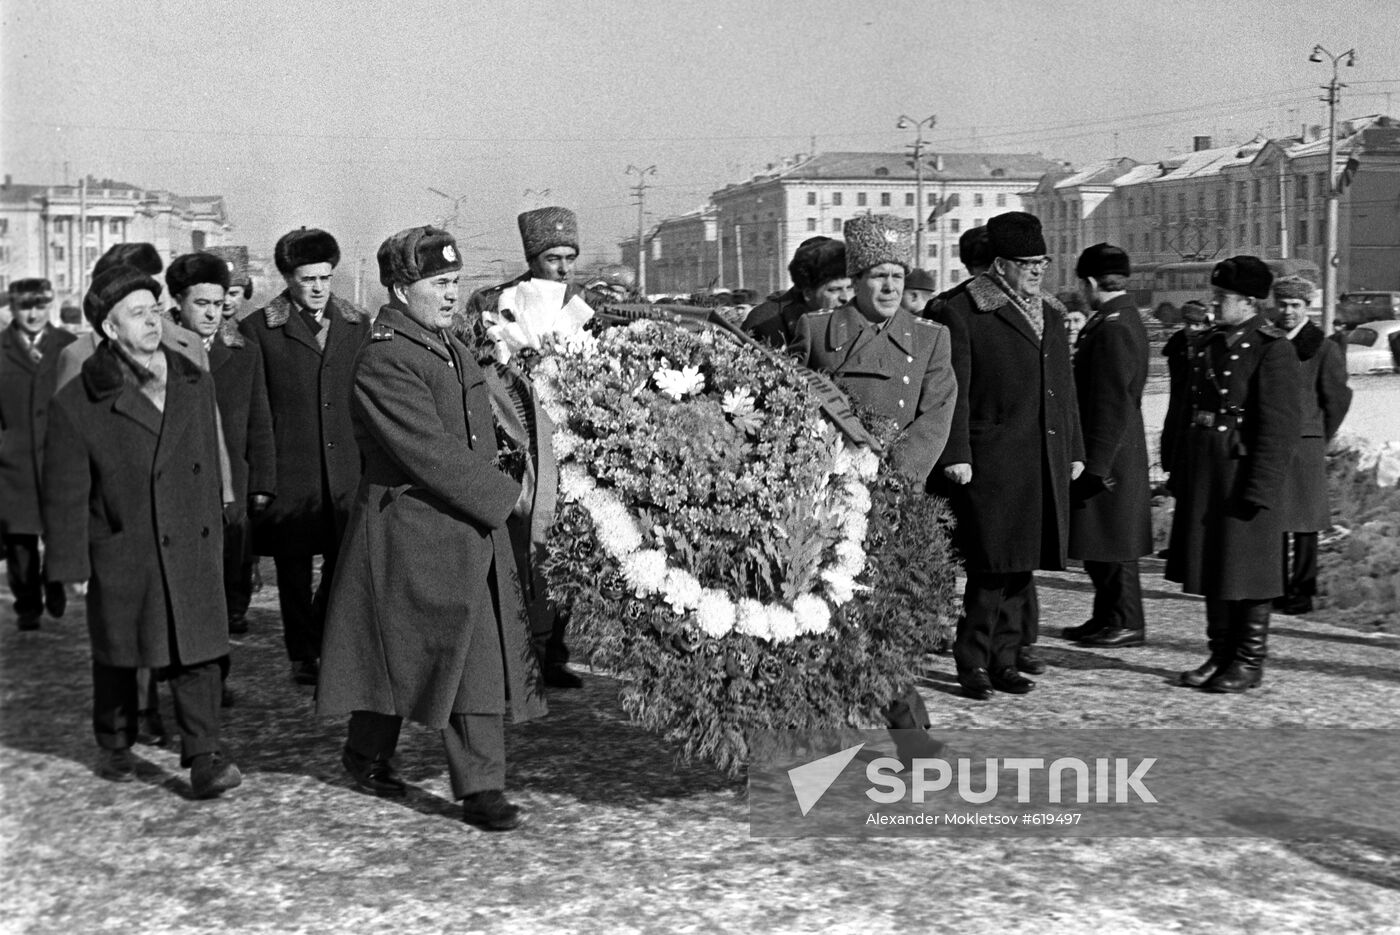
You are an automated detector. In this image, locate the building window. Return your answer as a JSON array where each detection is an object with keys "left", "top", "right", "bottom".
[
  {"left": 832, "top": 192, "right": 843, "bottom": 206},
  {"left": 1317, "top": 172, "right": 1328, "bottom": 197},
  {"left": 832, "top": 217, "right": 842, "bottom": 232},
  {"left": 1236, "top": 181, "right": 1247, "bottom": 204},
  {"left": 972, "top": 193, "right": 984, "bottom": 207},
  {"left": 996, "top": 193, "right": 1006, "bottom": 207},
  {"left": 53, "top": 219, "right": 66, "bottom": 234},
  {"left": 928, "top": 244, "right": 938, "bottom": 257},
  {"left": 110, "top": 218, "right": 121, "bottom": 234},
  {"left": 0, "top": 219, "right": 8, "bottom": 235},
  {"left": 1297, "top": 219, "right": 1309, "bottom": 245},
  {"left": 856, "top": 192, "right": 867, "bottom": 207},
  {"left": 56, "top": 273, "right": 67, "bottom": 289},
  {"left": 806, "top": 218, "right": 817, "bottom": 232},
  {"left": 1214, "top": 190, "right": 1225, "bottom": 210},
  {"left": 880, "top": 192, "right": 890, "bottom": 207},
  {"left": 951, "top": 269, "right": 963, "bottom": 283},
  {"left": 1252, "top": 222, "right": 1261, "bottom": 244},
  {"left": 1237, "top": 223, "right": 1246, "bottom": 243},
  {"left": 53, "top": 245, "right": 65, "bottom": 261},
  {"left": 807, "top": 191, "right": 817, "bottom": 206},
  {"left": 1317, "top": 217, "right": 1325, "bottom": 243},
  {"left": 974, "top": 217, "right": 983, "bottom": 228},
  {"left": 950, "top": 219, "right": 961, "bottom": 233},
  {"left": 928, "top": 192, "right": 937, "bottom": 206},
  {"left": 86, "top": 246, "right": 98, "bottom": 265},
  {"left": 1297, "top": 176, "right": 1309, "bottom": 200},
  {"left": 1251, "top": 180, "right": 1262, "bottom": 201},
  {"left": 905, "top": 193, "right": 914, "bottom": 206}
]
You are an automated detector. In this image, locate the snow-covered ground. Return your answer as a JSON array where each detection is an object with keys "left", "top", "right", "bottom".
[{"left": 1142, "top": 373, "right": 1400, "bottom": 445}]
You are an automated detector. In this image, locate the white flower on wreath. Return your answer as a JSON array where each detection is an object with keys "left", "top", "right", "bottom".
[
  {"left": 558, "top": 465, "right": 596, "bottom": 500},
  {"left": 792, "top": 593, "right": 831, "bottom": 635},
  {"left": 834, "top": 539, "right": 867, "bottom": 579},
  {"left": 736, "top": 598, "right": 770, "bottom": 639},
  {"left": 854, "top": 447, "right": 879, "bottom": 481},
  {"left": 695, "top": 589, "right": 737, "bottom": 638},
  {"left": 844, "top": 481, "right": 872, "bottom": 517},
  {"left": 840, "top": 510, "right": 869, "bottom": 544},
  {"left": 720, "top": 386, "right": 756, "bottom": 417},
  {"left": 765, "top": 604, "right": 800, "bottom": 642},
  {"left": 821, "top": 568, "right": 856, "bottom": 605},
  {"left": 552, "top": 428, "right": 580, "bottom": 460},
  {"left": 654, "top": 365, "right": 705, "bottom": 401},
  {"left": 621, "top": 549, "right": 668, "bottom": 595},
  {"left": 661, "top": 568, "right": 702, "bottom": 613}
]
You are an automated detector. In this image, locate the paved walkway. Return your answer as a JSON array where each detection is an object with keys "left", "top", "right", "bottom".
[{"left": 2, "top": 558, "right": 1399, "bottom": 934}]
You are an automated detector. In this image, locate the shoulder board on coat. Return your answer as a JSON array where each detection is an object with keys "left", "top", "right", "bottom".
[
  {"left": 1256, "top": 321, "right": 1287, "bottom": 340},
  {"left": 1102, "top": 311, "right": 1121, "bottom": 321},
  {"left": 370, "top": 323, "right": 395, "bottom": 342},
  {"left": 911, "top": 316, "right": 947, "bottom": 333}
]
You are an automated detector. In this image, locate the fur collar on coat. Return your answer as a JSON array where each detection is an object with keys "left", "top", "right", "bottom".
[{"left": 260, "top": 291, "right": 368, "bottom": 329}]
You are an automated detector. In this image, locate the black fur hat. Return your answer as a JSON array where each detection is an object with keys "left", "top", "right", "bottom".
[
  {"left": 958, "top": 226, "right": 992, "bottom": 270},
  {"left": 274, "top": 227, "right": 340, "bottom": 275},
  {"left": 377, "top": 226, "right": 462, "bottom": 287},
  {"left": 1210, "top": 255, "right": 1273, "bottom": 300},
  {"left": 788, "top": 237, "right": 847, "bottom": 290},
  {"left": 84, "top": 266, "right": 162, "bottom": 330},
  {"left": 1075, "top": 242, "right": 1132, "bottom": 281},
  {"left": 92, "top": 242, "right": 163, "bottom": 279},
  {"left": 167, "top": 252, "right": 231, "bottom": 298},
  {"left": 8, "top": 278, "right": 54, "bottom": 310},
  {"left": 987, "top": 212, "right": 1046, "bottom": 259}
]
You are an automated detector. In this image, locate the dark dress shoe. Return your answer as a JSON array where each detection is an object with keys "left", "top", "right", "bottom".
[
  {"left": 191, "top": 753, "right": 243, "bottom": 799},
  {"left": 990, "top": 667, "right": 1035, "bottom": 694},
  {"left": 97, "top": 748, "right": 136, "bottom": 782},
  {"left": 957, "top": 668, "right": 994, "bottom": 701},
  {"left": 1016, "top": 646, "right": 1047, "bottom": 675},
  {"left": 228, "top": 614, "right": 249, "bottom": 636},
  {"left": 1079, "top": 627, "right": 1146, "bottom": 648},
  {"left": 44, "top": 582, "right": 66, "bottom": 619},
  {"left": 1060, "top": 619, "right": 1104, "bottom": 641},
  {"left": 542, "top": 664, "right": 583, "bottom": 689},
  {"left": 291, "top": 659, "right": 320, "bottom": 686},
  {"left": 461, "top": 790, "right": 523, "bottom": 831},
  {"left": 341, "top": 746, "right": 407, "bottom": 797},
  {"left": 16, "top": 614, "right": 40, "bottom": 632},
  {"left": 1272, "top": 596, "right": 1313, "bottom": 616},
  {"left": 136, "top": 709, "right": 169, "bottom": 747}
]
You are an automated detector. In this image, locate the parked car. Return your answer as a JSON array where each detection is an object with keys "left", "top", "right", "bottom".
[
  {"left": 1337, "top": 291, "right": 1400, "bottom": 327},
  {"left": 1343, "top": 320, "right": 1400, "bottom": 374}
]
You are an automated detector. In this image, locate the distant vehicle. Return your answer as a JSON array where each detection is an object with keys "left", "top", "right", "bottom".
[
  {"left": 1150, "top": 258, "right": 1322, "bottom": 323},
  {"left": 1336, "top": 291, "right": 1400, "bottom": 327},
  {"left": 1342, "top": 320, "right": 1400, "bottom": 374}
]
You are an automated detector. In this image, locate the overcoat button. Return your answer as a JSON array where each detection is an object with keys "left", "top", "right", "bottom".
[
  {"left": 193, "top": 463, "right": 201, "bottom": 474},
  {"left": 1222, "top": 370, "right": 1231, "bottom": 376},
  {"left": 906, "top": 356, "right": 913, "bottom": 363},
  {"left": 161, "top": 535, "right": 170, "bottom": 546},
  {"left": 1048, "top": 428, "right": 1057, "bottom": 436},
  {"left": 327, "top": 441, "right": 336, "bottom": 449},
  {"left": 201, "top": 528, "right": 210, "bottom": 538},
  {"left": 902, "top": 375, "right": 910, "bottom": 384},
  {"left": 897, "top": 399, "right": 905, "bottom": 408}
]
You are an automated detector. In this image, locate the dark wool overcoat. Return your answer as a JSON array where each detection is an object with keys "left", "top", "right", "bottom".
[
  {"left": 1277, "top": 321, "right": 1351, "bottom": 532},
  {"left": 0, "top": 324, "right": 76, "bottom": 535},
  {"left": 1165, "top": 315, "right": 1302, "bottom": 599},
  {"left": 1068, "top": 295, "right": 1153, "bottom": 562},
  {"left": 742, "top": 289, "right": 806, "bottom": 349},
  {"left": 317, "top": 306, "right": 546, "bottom": 728},
  {"left": 929, "top": 274, "right": 1085, "bottom": 573},
  {"left": 209, "top": 321, "right": 277, "bottom": 561},
  {"left": 42, "top": 344, "right": 228, "bottom": 667},
  {"left": 239, "top": 291, "right": 369, "bottom": 556},
  {"left": 792, "top": 303, "right": 957, "bottom": 484}
]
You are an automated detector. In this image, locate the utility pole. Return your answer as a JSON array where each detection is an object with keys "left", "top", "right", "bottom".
[
  {"left": 626, "top": 164, "right": 656, "bottom": 295},
  {"left": 1310, "top": 44, "right": 1356, "bottom": 336},
  {"left": 897, "top": 114, "right": 937, "bottom": 263}
]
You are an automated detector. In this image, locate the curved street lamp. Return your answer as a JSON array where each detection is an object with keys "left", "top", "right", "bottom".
[
  {"left": 1308, "top": 45, "right": 1356, "bottom": 336},
  {"left": 897, "top": 115, "right": 937, "bottom": 264}
]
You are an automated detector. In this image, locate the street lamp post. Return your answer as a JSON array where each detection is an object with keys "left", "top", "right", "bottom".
[
  {"left": 1309, "top": 44, "right": 1356, "bottom": 337},
  {"left": 897, "top": 114, "right": 937, "bottom": 265},
  {"left": 626, "top": 164, "right": 657, "bottom": 295}
]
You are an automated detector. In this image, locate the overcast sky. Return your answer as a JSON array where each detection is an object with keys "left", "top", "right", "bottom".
[{"left": 3, "top": 0, "right": 1397, "bottom": 279}]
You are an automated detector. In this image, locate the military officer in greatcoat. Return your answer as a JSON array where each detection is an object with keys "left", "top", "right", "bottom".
[
  {"left": 460, "top": 207, "right": 592, "bottom": 689},
  {"left": 1166, "top": 256, "right": 1301, "bottom": 693},
  {"left": 791, "top": 213, "right": 956, "bottom": 734},
  {"left": 1269, "top": 275, "right": 1351, "bottom": 615},
  {"left": 318, "top": 226, "right": 545, "bottom": 832},
  {"left": 742, "top": 237, "right": 852, "bottom": 349},
  {"left": 1063, "top": 244, "right": 1153, "bottom": 647},
  {"left": 0, "top": 278, "right": 76, "bottom": 630},
  {"left": 928, "top": 211, "right": 1084, "bottom": 700},
  {"left": 240, "top": 228, "right": 369, "bottom": 686}
]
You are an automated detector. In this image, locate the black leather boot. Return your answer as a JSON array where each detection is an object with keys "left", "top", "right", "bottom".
[
  {"left": 1204, "top": 601, "right": 1269, "bottom": 693},
  {"left": 1179, "top": 598, "right": 1234, "bottom": 688}
]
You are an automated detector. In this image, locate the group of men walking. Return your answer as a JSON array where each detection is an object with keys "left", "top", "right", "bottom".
[
  {"left": 0, "top": 196, "right": 1350, "bottom": 826},
  {"left": 754, "top": 208, "right": 1348, "bottom": 702},
  {"left": 0, "top": 208, "right": 589, "bottom": 828}
]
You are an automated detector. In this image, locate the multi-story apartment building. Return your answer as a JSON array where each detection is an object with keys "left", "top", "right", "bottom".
[
  {"left": 1024, "top": 116, "right": 1400, "bottom": 299},
  {"left": 624, "top": 151, "right": 1066, "bottom": 298},
  {"left": 0, "top": 175, "right": 231, "bottom": 302}
]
